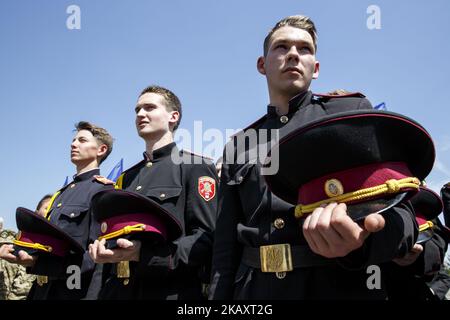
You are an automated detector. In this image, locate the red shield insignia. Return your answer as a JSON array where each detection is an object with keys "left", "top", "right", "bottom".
[{"left": 198, "top": 176, "right": 216, "bottom": 202}]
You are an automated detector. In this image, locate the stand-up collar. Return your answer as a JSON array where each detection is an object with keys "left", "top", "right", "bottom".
[
  {"left": 73, "top": 168, "right": 100, "bottom": 182},
  {"left": 267, "top": 90, "right": 312, "bottom": 117},
  {"left": 143, "top": 142, "right": 177, "bottom": 162}
]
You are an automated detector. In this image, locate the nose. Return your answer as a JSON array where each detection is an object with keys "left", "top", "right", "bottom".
[
  {"left": 136, "top": 107, "right": 146, "bottom": 118},
  {"left": 286, "top": 45, "right": 300, "bottom": 63},
  {"left": 71, "top": 140, "right": 78, "bottom": 149}
]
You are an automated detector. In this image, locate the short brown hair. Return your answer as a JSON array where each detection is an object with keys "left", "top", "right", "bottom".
[
  {"left": 263, "top": 15, "right": 318, "bottom": 57},
  {"left": 139, "top": 85, "right": 182, "bottom": 131},
  {"left": 75, "top": 121, "right": 113, "bottom": 164}
]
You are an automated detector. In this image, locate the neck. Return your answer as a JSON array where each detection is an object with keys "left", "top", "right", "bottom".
[
  {"left": 76, "top": 160, "right": 99, "bottom": 175},
  {"left": 144, "top": 131, "right": 174, "bottom": 159}
]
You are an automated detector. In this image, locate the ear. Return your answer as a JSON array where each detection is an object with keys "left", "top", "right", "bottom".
[
  {"left": 169, "top": 111, "right": 180, "bottom": 129},
  {"left": 312, "top": 60, "right": 320, "bottom": 79},
  {"left": 257, "top": 56, "right": 266, "bottom": 75},
  {"left": 97, "top": 144, "right": 108, "bottom": 159}
]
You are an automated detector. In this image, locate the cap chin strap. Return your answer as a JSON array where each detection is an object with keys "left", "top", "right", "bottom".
[
  {"left": 419, "top": 221, "right": 434, "bottom": 232},
  {"left": 13, "top": 239, "right": 53, "bottom": 253},
  {"left": 98, "top": 224, "right": 146, "bottom": 241},
  {"left": 295, "top": 177, "right": 420, "bottom": 218}
]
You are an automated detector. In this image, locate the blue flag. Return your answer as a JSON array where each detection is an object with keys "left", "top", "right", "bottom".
[
  {"left": 107, "top": 158, "right": 123, "bottom": 182},
  {"left": 62, "top": 176, "right": 69, "bottom": 187},
  {"left": 374, "top": 102, "right": 386, "bottom": 110}
]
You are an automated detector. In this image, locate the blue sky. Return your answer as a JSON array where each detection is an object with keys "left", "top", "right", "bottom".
[{"left": 1, "top": 0, "right": 449, "bottom": 229}]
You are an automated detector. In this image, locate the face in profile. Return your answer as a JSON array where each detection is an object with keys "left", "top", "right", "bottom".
[
  {"left": 70, "top": 130, "right": 103, "bottom": 166},
  {"left": 135, "top": 92, "right": 177, "bottom": 139}
]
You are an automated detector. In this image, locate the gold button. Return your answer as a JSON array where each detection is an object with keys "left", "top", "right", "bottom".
[
  {"left": 101, "top": 222, "right": 108, "bottom": 234},
  {"left": 57, "top": 203, "right": 62, "bottom": 208},
  {"left": 136, "top": 186, "right": 142, "bottom": 191},
  {"left": 70, "top": 213, "right": 75, "bottom": 218},
  {"left": 160, "top": 193, "right": 166, "bottom": 198},
  {"left": 48, "top": 247, "right": 53, "bottom": 253},
  {"left": 273, "top": 218, "right": 285, "bottom": 230},
  {"left": 280, "top": 115, "right": 289, "bottom": 124},
  {"left": 70, "top": 184, "right": 76, "bottom": 188},
  {"left": 238, "top": 176, "right": 243, "bottom": 182},
  {"left": 123, "top": 279, "right": 129, "bottom": 286},
  {"left": 276, "top": 272, "right": 286, "bottom": 279},
  {"left": 146, "top": 162, "right": 153, "bottom": 168}
]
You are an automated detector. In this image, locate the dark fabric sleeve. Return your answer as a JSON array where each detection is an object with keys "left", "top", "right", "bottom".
[
  {"left": 138, "top": 162, "right": 218, "bottom": 279},
  {"left": 337, "top": 202, "right": 417, "bottom": 270},
  {"left": 429, "top": 268, "right": 450, "bottom": 300},
  {"left": 441, "top": 183, "right": 450, "bottom": 227},
  {"left": 209, "top": 156, "right": 244, "bottom": 300},
  {"left": 420, "top": 231, "right": 447, "bottom": 276}
]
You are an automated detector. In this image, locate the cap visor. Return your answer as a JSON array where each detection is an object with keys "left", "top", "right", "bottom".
[{"left": 347, "top": 192, "right": 408, "bottom": 221}]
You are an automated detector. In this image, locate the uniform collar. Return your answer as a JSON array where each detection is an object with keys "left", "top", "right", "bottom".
[
  {"left": 143, "top": 142, "right": 177, "bottom": 162},
  {"left": 73, "top": 168, "right": 100, "bottom": 182},
  {"left": 267, "top": 90, "right": 312, "bottom": 117}
]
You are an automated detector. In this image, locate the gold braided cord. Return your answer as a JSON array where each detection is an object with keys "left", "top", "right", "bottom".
[
  {"left": 13, "top": 239, "right": 53, "bottom": 253},
  {"left": 98, "top": 224, "right": 146, "bottom": 241},
  {"left": 419, "top": 221, "right": 434, "bottom": 232},
  {"left": 45, "top": 191, "right": 61, "bottom": 220},
  {"left": 295, "top": 177, "right": 420, "bottom": 218}
]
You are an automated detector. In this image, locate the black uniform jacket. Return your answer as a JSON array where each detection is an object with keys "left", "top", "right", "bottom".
[
  {"left": 210, "top": 90, "right": 418, "bottom": 300},
  {"left": 28, "top": 168, "right": 113, "bottom": 300},
  {"left": 98, "top": 143, "right": 218, "bottom": 300},
  {"left": 385, "top": 220, "right": 448, "bottom": 300}
]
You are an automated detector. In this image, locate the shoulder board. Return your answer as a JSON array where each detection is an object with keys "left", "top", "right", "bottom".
[
  {"left": 313, "top": 92, "right": 366, "bottom": 99},
  {"left": 181, "top": 149, "right": 213, "bottom": 161},
  {"left": 93, "top": 175, "right": 115, "bottom": 185},
  {"left": 230, "top": 114, "right": 268, "bottom": 138}
]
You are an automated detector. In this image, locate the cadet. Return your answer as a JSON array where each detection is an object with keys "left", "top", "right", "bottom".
[
  {"left": 0, "top": 121, "right": 114, "bottom": 299},
  {"left": 209, "top": 15, "right": 419, "bottom": 299},
  {"left": 89, "top": 85, "right": 218, "bottom": 300},
  {"left": 385, "top": 186, "right": 447, "bottom": 300}
]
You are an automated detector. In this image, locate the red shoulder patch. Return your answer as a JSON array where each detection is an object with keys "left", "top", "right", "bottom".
[
  {"left": 93, "top": 175, "right": 114, "bottom": 185},
  {"left": 198, "top": 176, "right": 216, "bottom": 202}
]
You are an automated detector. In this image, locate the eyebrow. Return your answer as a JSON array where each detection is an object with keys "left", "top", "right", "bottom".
[
  {"left": 135, "top": 103, "right": 156, "bottom": 111},
  {"left": 272, "top": 38, "right": 314, "bottom": 48}
]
